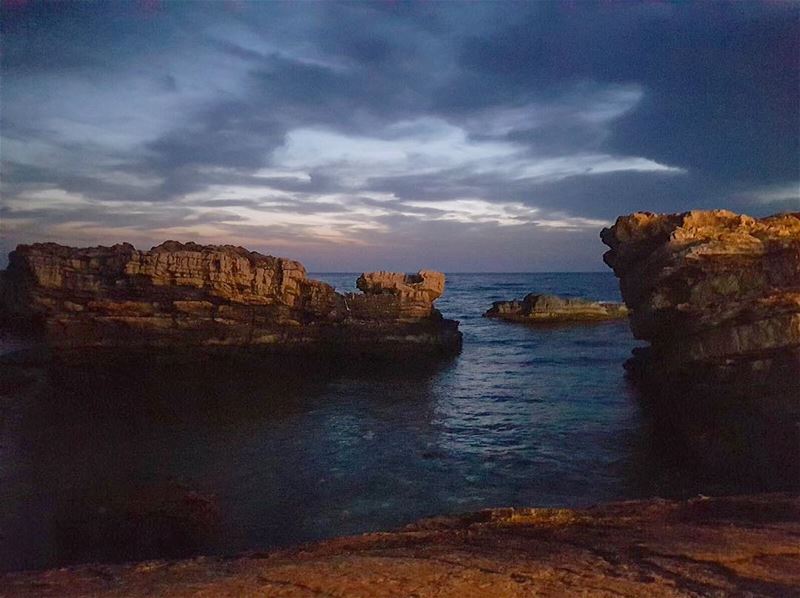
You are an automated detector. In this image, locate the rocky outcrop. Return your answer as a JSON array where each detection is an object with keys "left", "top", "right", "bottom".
[
  {"left": 601, "top": 210, "right": 800, "bottom": 480},
  {"left": 3, "top": 494, "right": 798, "bottom": 596},
  {"left": 484, "top": 293, "right": 628, "bottom": 323},
  {"left": 601, "top": 210, "right": 799, "bottom": 390},
  {"left": 0, "top": 242, "right": 462, "bottom": 358},
  {"left": 355, "top": 271, "right": 445, "bottom": 319}
]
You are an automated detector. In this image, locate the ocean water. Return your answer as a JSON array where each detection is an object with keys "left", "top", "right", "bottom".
[{"left": 0, "top": 273, "right": 704, "bottom": 571}]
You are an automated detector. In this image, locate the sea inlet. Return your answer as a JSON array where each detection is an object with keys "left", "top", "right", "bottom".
[{"left": 0, "top": 272, "right": 786, "bottom": 572}]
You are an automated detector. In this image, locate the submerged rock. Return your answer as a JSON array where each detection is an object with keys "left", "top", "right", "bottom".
[
  {"left": 601, "top": 210, "right": 800, "bottom": 481},
  {"left": 484, "top": 293, "right": 628, "bottom": 323},
  {"left": 0, "top": 242, "right": 462, "bottom": 359},
  {"left": 3, "top": 493, "right": 798, "bottom": 596}
]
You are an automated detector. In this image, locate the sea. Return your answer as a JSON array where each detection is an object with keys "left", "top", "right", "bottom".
[{"left": 0, "top": 272, "right": 758, "bottom": 572}]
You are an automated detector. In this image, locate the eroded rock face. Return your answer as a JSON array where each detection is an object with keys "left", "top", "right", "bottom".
[
  {"left": 0, "top": 242, "right": 462, "bottom": 357},
  {"left": 484, "top": 293, "right": 628, "bottom": 323},
  {"left": 352, "top": 270, "right": 446, "bottom": 320},
  {"left": 601, "top": 210, "right": 800, "bottom": 481},
  {"left": 601, "top": 210, "right": 800, "bottom": 382}
]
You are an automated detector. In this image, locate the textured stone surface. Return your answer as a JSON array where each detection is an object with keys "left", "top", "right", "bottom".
[
  {"left": 3, "top": 494, "right": 798, "bottom": 597},
  {"left": 484, "top": 293, "right": 628, "bottom": 323},
  {"left": 0, "top": 242, "right": 462, "bottom": 357},
  {"left": 355, "top": 271, "right": 445, "bottom": 319},
  {"left": 601, "top": 210, "right": 799, "bottom": 387},
  {"left": 601, "top": 210, "right": 800, "bottom": 483}
]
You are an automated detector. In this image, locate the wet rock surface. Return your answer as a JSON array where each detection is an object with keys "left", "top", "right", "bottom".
[
  {"left": 484, "top": 293, "right": 628, "bottom": 323},
  {"left": 0, "top": 242, "right": 462, "bottom": 359},
  {"left": 2, "top": 494, "right": 798, "bottom": 597},
  {"left": 601, "top": 210, "right": 800, "bottom": 484}
]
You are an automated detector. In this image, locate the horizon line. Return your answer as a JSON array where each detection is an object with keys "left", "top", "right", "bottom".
[{"left": 309, "top": 270, "right": 613, "bottom": 275}]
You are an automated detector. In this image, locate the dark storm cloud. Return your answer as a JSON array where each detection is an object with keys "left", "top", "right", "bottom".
[
  {"left": 366, "top": 168, "right": 494, "bottom": 202},
  {"left": 366, "top": 168, "right": 731, "bottom": 220},
  {"left": 454, "top": 2, "right": 800, "bottom": 182},
  {"left": 1, "top": 1, "right": 798, "bottom": 270},
  {"left": 122, "top": 39, "right": 435, "bottom": 201},
  {"left": 143, "top": 98, "right": 282, "bottom": 166},
  {"left": 0, "top": 1, "right": 188, "bottom": 74},
  {"left": 504, "top": 122, "right": 605, "bottom": 155}
]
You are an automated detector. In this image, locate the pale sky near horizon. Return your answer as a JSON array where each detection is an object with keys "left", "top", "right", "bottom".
[{"left": 1, "top": 1, "right": 798, "bottom": 271}]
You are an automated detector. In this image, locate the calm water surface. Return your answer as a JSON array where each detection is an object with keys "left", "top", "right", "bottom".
[{"left": 0, "top": 273, "right": 698, "bottom": 571}]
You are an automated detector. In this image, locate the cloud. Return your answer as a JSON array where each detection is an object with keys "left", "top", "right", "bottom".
[
  {"left": 454, "top": 2, "right": 800, "bottom": 183},
  {"left": 1, "top": 1, "right": 797, "bottom": 270}
]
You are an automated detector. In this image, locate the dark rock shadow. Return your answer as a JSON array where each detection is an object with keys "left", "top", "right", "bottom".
[{"left": 0, "top": 353, "right": 455, "bottom": 572}]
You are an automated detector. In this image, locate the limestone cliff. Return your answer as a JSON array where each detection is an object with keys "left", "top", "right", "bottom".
[
  {"left": 484, "top": 293, "right": 628, "bottom": 323},
  {"left": 354, "top": 271, "right": 445, "bottom": 319},
  {"left": 601, "top": 210, "right": 799, "bottom": 387},
  {"left": 0, "top": 242, "right": 462, "bottom": 357},
  {"left": 601, "top": 210, "right": 800, "bottom": 481}
]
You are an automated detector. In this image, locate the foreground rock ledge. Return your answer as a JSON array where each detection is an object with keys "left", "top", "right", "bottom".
[
  {"left": 0, "top": 242, "right": 462, "bottom": 359},
  {"left": 485, "top": 293, "right": 628, "bottom": 323},
  {"left": 3, "top": 494, "right": 798, "bottom": 597}
]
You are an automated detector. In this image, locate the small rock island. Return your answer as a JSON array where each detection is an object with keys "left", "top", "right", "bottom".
[
  {"left": 484, "top": 293, "right": 628, "bottom": 323},
  {"left": 0, "top": 241, "right": 462, "bottom": 359}
]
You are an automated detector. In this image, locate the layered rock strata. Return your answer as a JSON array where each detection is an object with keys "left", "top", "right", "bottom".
[
  {"left": 355, "top": 271, "right": 445, "bottom": 319},
  {"left": 3, "top": 494, "right": 798, "bottom": 597},
  {"left": 0, "top": 242, "right": 461, "bottom": 357},
  {"left": 484, "top": 293, "right": 628, "bottom": 323},
  {"left": 601, "top": 210, "right": 800, "bottom": 480}
]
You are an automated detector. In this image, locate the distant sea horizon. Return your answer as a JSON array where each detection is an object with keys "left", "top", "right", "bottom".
[{"left": 309, "top": 270, "right": 612, "bottom": 275}]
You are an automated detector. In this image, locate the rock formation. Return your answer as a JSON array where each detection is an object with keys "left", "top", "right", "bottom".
[
  {"left": 3, "top": 494, "right": 798, "bottom": 596},
  {"left": 601, "top": 210, "right": 800, "bottom": 481},
  {"left": 355, "top": 271, "right": 445, "bottom": 319},
  {"left": 484, "top": 293, "right": 628, "bottom": 323},
  {"left": 0, "top": 242, "right": 462, "bottom": 358}
]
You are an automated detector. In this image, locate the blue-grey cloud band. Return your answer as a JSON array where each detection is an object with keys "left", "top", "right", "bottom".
[{"left": 1, "top": 1, "right": 798, "bottom": 270}]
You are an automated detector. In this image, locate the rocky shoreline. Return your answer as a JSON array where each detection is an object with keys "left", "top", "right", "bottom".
[
  {"left": 2, "top": 212, "right": 799, "bottom": 594},
  {"left": 0, "top": 242, "right": 462, "bottom": 360},
  {"left": 2, "top": 493, "right": 798, "bottom": 597}
]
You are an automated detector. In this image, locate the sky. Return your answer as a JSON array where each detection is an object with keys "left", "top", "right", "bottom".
[{"left": 1, "top": 1, "right": 798, "bottom": 272}]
